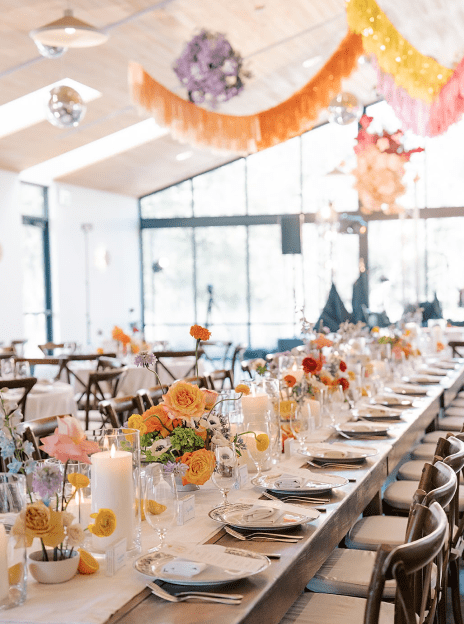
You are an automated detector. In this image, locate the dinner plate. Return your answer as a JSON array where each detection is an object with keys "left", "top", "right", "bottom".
[
  {"left": 251, "top": 471, "right": 347, "bottom": 494},
  {"left": 209, "top": 502, "right": 318, "bottom": 530},
  {"left": 385, "top": 385, "right": 429, "bottom": 396},
  {"left": 372, "top": 395, "right": 414, "bottom": 407},
  {"left": 298, "top": 443, "right": 378, "bottom": 463},
  {"left": 134, "top": 545, "right": 270, "bottom": 586},
  {"left": 352, "top": 407, "right": 403, "bottom": 421},
  {"left": 417, "top": 368, "right": 448, "bottom": 377},
  {"left": 335, "top": 421, "right": 390, "bottom": 438},
  {"left": 403, "top": 375, "right": 442, "bottom": 385}
]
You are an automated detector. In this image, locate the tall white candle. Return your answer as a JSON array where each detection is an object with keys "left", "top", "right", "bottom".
[
  {"left": 91, "top": 447, "right": 134, "bottom": 550},
  {"left": 0, "top": 524, "right": 9, "bottom": 604},
  {"left": 241, "top": 393, "right": 269, "bottom": 421}
]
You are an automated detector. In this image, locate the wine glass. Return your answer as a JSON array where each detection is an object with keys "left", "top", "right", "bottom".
[
  {"left": 143, "top": 464, "right": 178, "bottom": 552},
  {"left": 243, "top": 420, "right": 271, "bottom": 479},
  {"left": 289, "top": 403, "right": 315, "bottom": 450},
  {"left": 210, "top": 441, "right": 238, "bottom": 506}
]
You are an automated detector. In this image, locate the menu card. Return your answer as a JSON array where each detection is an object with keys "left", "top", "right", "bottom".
[{"left": 161, "top": 543, "right": 266, "bottom": 573}]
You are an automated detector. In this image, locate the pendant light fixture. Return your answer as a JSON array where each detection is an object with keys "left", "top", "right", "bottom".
[{"left": 30, "top": 9, "right": 108, "bottom": 49}]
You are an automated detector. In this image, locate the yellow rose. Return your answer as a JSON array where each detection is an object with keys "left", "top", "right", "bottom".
[
  {"left": 41, "top": 510, "right": 65, "bottom": 549},
  {"left": 24, "top": 501, "right": 50, "bottom": 538},
  {"left": 162, "top": 381, "right": 206, "bottom": 421},
  {"left": 179, "top": 449, "right": 215, "bottom": 486},
  {"left": 68, "top": 473, "right": 90, "bottom": 489},
  {"left": 256, "top": 434, "right": 269, "bottom": 452},
  {"left": 127, "top": 414, "right": 147, "bottom": 435},
  {"left": 88, "top": 509, "right": 117, "bottom": 538}
]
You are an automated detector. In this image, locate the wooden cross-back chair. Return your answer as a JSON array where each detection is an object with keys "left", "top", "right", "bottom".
[
  {"left": 76, "top": 367, "right": 127, "bottom": 429},
  {"left": 448, "top": 341, "right": 464, "bottom": 358},
  {"left": 14, "top": 357, "right": 62, "bottom": 380},
  {"left": 38, "top": 342, "right": 77, "bottom": 356},
  {"left": 96, "top": 356, "right": 123, "bottom": 370},
  {"left": 17, "top": 415, "right": 62, "bottom": 461},
  {"left": 56, "top": 353, "right": 117, "bottom": 388},
  {"left": 134, "top": 385, "right": 165, "bottom": 413},
  {"left": 0, "top": 377, "right": 37, "bottom": 420},
  {"left": 152, "top": 350, "right": 203, "bottom": 383},
  {"left": 99, "top": 396, "right": 141, "bottom": 428},
  {"left": 200, "top": 340, "right": 233, "bottom": 369},
  {"left": 206, "top": 369, "right": 234, "bottom": 390},
  {"left": 182, "top": 376, "right": 209, "bottom": 388}
]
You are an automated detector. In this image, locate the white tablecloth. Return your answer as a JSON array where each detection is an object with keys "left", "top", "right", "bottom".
[{"left": 4, "top": 381, "right": 77, "bottom": 421}]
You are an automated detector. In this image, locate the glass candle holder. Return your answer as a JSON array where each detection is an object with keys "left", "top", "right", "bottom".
[
  {"left": 0, "top": 473, "right": 27, "bottom": 610},
  {"left": 87, "top": 428, "right": 141, "bottom": 556}
]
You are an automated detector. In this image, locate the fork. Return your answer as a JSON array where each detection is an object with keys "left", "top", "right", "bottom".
[
  {"left": 224, "top": 526, "right": 301, "bottom": 542},
  {"left": 147, "top": 581, "right": 242, "bottom": 604},
  {"left": 261, "top": 491, "right": 330, "bottom": 504},
  {"left": 305, "top": 460, "right": 362, "bottom": 470}
]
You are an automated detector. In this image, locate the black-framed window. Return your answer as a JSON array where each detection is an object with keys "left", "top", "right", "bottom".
[{"left": 20, "top": 183, "right": 53, "bottom": 346}]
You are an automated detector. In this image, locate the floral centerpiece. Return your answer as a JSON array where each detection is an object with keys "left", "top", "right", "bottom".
[
  {"left": 173, "top": 29, "right": 250, "bottom": 108},
  {"left": 11, "top": 416, "right": 115, "bottom": 572},
  {"left": 129, "top": 326, "right": 268, "bottom": 486},
  {"left": 0, "top": 388, "right": 36, "bottom": 475}
]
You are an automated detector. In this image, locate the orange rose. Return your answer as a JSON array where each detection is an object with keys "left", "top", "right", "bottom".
[
  {"left": 179, "top": 449, "right": 215, "bottom": 485},
  {"left": 314, "top": 335, "right": 333, "bottom": 349},
  {"left": 284, "top": 375, "right": 297, "bottom": 388},
  {"left": 162, "top": 381, "right": 206, "bottom": 421},
  {"left": 143, "top": 405, "right": 181, "bottom": 437},
  {"left": 190, "top": 324, "right": 211, "bottom": 341}
]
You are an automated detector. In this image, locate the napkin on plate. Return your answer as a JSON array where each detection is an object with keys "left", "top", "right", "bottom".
[
  {"left": 162, "top": 560, "right": 207, "bottom": 577},
  {"left": 242, "top": 506, "right": 276, "bottom": 523},
  {"left": 274, "top": 475, "right": 305, "bottom": 489}
]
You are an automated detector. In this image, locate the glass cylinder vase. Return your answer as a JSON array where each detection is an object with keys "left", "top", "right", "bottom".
[
  {"left": 0, "top": 473, "right": 27, "bottom": 610},
  {"left": 87, "top": 428, "right": 141, "bottom": 556}
]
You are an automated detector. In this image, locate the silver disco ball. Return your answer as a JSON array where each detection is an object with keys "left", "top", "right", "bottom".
[
  {"left": 328, "top": 92, "right": 363, "bottom": 125},
  {"left": 47, "top": 86, "right": 86, "bottom": 128},
  {"left": 35, "top": 41, "right": 67, "bottom": 59}
]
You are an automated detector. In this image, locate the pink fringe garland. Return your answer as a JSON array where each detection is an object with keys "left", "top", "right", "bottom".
[{"left": 373, "top": 56, "right": 464, "bottom": 137}]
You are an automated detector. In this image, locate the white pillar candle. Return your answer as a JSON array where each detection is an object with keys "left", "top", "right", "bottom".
[
  {"left": 91, "top": 447, "right": 134, "bottom": 550},
  {"left": 241, "top": 393, "right": 269, "bottom": 421},
  {"left": 0, "top": 524, "right": 9, "bottom": 603}
]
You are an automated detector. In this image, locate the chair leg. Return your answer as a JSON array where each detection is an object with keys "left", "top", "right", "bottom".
[{"left": 449, "top": 558, "right": 464, "bottom": 624}]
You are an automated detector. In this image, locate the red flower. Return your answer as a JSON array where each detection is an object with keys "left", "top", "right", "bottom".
[
  {"left": 339, "top": 361, "right": 347, "bottom": 373},
  {"left": 302, "top": 357, "right": 318, "bottom": 374},
  {"left": 338, "top": 377, "right": 349, "bottom": 391}
]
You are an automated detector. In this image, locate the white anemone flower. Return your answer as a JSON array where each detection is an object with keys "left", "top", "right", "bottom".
[
  {"left": 215, "top": 444, "right": 236, "bottom": 468},
  {"left": 149, "top": 438, "right": 172, "bottom": 458},
  {"left": 205, "top": 414, "right": 222, "bottom": 430}
]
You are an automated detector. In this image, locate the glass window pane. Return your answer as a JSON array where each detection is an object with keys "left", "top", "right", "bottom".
[
  {"left": 368, "top": 218, "right": 426, "bottom": 322},
  {"left": 302, "top": 122, "right": 358, "bottom": 213},
  {"left": 247, "top": 138, "right": 301, "bottom": 215},
  {"left": 22, "top": 225, "right": 45, "bottom": 313},
  {"left": 142, "top": 228, "right": 194, "bottom": 346},
  {"left": 195, "top": 226, "right": 248, "bottom": 338},
  {"left": 20, "top": 183, "right": 45, "bottom": 217},
  {"left": 425, "top": 217, "right": 464, "bottom": 321},
  {"left": 193, "top": 160, "right": 246, "bottom": 216},
  {"left": 140, "top": 181, "right": 192, "bottom": 219}
]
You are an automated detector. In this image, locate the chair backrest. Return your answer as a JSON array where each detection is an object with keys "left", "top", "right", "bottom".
[
  {"left": 17, "top": 415, "right": 62, "bottom": 459},
  {"left": 182, "top": 376, "right": 209, "bottom": 388},
  {"left": 134, "top": 385, "right": 164, "bottom": 413},
  {"left": 0, "top": 377, "right": 37, "bottom": 419},
  {"left": 80, "top": 367, "right": 127, "bottom": 429},
  {"left": 152, "top": 350, "right": 203, "bottom": 382},
  {"left": 99, "top": 396, "right": 140, "bottom": 428},
  {"left": 364, "top": 501, "right": 447, "bottom": 624},
  {"left": 38, "top": 342, "right": 77, "bottom": 356},
  {"left": 412, "top": 461, "right": 456, "bottom": 511},
  {"left": 97, "top": 356, "right": 123, "bottom": 370},
  {"left": 207, "top": 369, "right": 234, "bottom": 390}
]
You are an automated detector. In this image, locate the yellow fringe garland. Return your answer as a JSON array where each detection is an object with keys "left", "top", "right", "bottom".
[
  {"left": 346, "top": 0, "right": 452, "bottom": 103},
  {"left": 129, "top": 32, "right": 363, "bottom": 154}
]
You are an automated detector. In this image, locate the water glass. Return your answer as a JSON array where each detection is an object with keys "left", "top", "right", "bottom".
[
  {"left": 243, "top": 420, "right": 271, "bottom": 478},
  {"left": 0, "top": 358, "right": 15, "bottom": 380},
  {"left": 290, "top": 404, "right": 315, "bottom": 449},
  {"left": 210, "top": 441, "right": 238, "bottom": 505},
  {"left": 15, "top": 362, "right": 30, "bottom": 379},
  {"left": 143, "top": 464, "right": 178, "bottom": 552}
]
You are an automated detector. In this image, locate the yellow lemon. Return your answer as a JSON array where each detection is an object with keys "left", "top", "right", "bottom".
[
  {"left": 146, "top": 500, "right": 167, "bottom": 515},
  {"left": 78, "top": 549, "right": 99, "bottom": 574},
  {"left": 8, "top": 563, "right": 22, "bottom": 584}
]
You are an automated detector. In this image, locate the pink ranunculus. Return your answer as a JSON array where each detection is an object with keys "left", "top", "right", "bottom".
[
  {"left": 40, "top": 415, "right": 100, "bottom": 464},
  {"left": 201, "top": 388, "right": 219, "bottom": 410}
]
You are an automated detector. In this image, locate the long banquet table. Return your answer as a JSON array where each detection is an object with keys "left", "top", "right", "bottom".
[{"left": 6, "top": 361, "right": 464, "bottom": 624}]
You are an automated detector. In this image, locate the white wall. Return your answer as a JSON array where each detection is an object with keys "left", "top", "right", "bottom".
[
  {"left": 0, "top": 169, "right": 141, "bottom": 351},
  {"left": 0, "top": 170, "right": 24, "bottom": 343},
  {"left": 49, "top": 183, "right": 140, "bottom": 348}
]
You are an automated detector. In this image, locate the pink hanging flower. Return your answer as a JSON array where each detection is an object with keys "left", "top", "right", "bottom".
[{"left": 40, "top": 416, "right": 100, "bottom": 464}]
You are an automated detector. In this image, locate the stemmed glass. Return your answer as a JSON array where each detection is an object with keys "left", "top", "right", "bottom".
[
  {"left": 243, "top": 420, "right": 271, "bottom": 479},
  {"left": 289, "top": 404, "right": 315, "bottom": 450},
  {"left": 143, "top": 463, "right": 178, "bottom": 552},
  {"left": 210, "top": 441, "right": 238, "bottom": 506}
]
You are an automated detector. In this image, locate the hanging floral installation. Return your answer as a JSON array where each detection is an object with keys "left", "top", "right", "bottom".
[
  {"left": 173, "top": 30, "right": 250, "bottom": 109},
  {"left": 351, "top": 114, "right": 424, "bottom": 215},
  {"left": 129, "top": 32, "right": 363, "bottom": 154}
]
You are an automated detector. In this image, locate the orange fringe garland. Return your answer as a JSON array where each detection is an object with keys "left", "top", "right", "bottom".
[{"left": 129, "top": 32, "right": 363, "bottom": 154}]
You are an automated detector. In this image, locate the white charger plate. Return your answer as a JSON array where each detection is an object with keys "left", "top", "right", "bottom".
[
  {"left": 209, "top": 502, "right": 318, "bottom": 530},
  {"left": 385, "top": 385, "right": 429, "bottom": 396},
  {"left": 251, "top": 472, "right": 347, "bottom": 494},
  {"left": 299, "top": 443, "right": 378, "bottom": 463},
  {"left": 134, "top": 546, "right": 270, "bottom": 586},
  {"left": 404, "top": 375, "right": 442, "bottom": 385},
  {"left": 372, "top": 395, "right": 413, "bottom": 407}
]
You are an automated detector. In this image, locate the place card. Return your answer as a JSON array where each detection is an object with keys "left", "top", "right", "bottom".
[
  {"left": 177, "top": 493, "right": 195, "bottom": 525},
  {"left": 161, "top": 543, "right": 266, "bottom": 573},
  {"left": 105, "top": 538, "right": 127, "bottom": 576}
]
